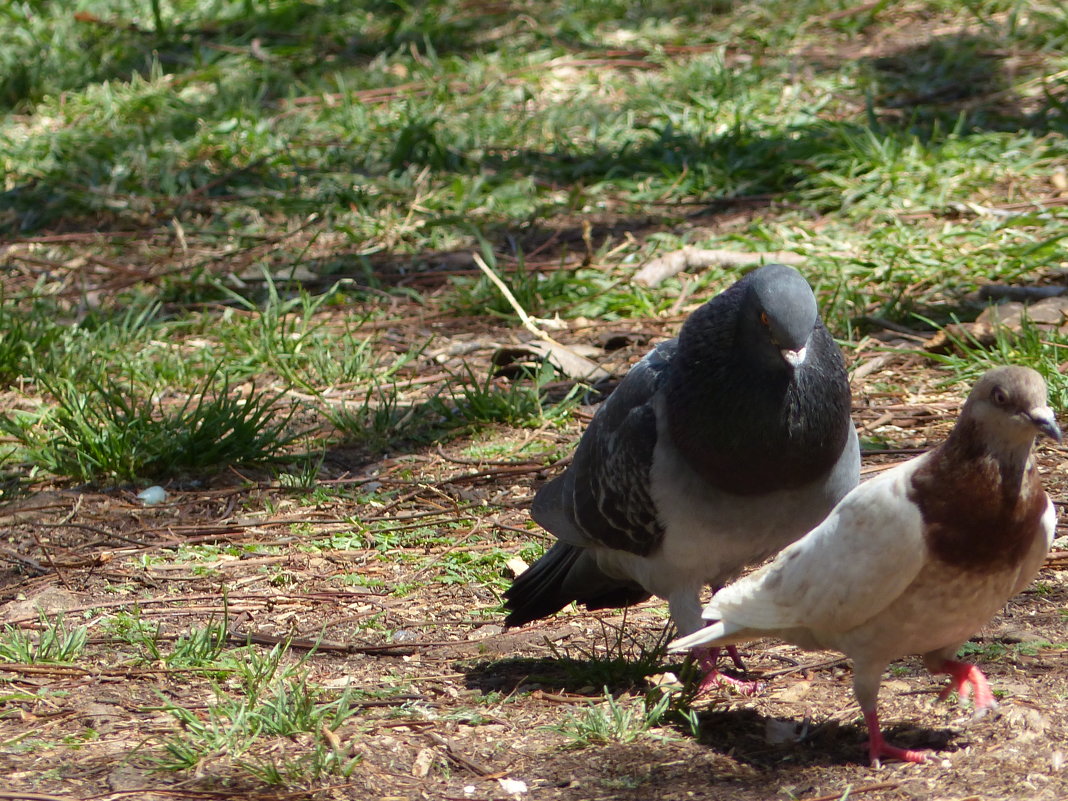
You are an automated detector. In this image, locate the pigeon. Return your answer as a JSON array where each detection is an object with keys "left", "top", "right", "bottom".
[
  {"left": 670, "top": 365, "right": 1060, "bottom": 764},
  {"left": 504, "top": 263, "right": 860, "bottom": 691}
]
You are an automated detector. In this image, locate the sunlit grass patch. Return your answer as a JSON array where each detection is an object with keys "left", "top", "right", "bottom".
[
  {"left": 0, "top": 369, "right": 300, "bottom": 482},
  {"left": 0, "top": 613, "right": 88, "bottom": 665},
  {"left": 151, "top": 642, "right": 362, "bottom": 783}
]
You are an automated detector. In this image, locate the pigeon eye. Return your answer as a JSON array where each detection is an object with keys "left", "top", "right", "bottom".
[
  {"left": 759, "top": 311, "right": 770, "bottom": 326},
  {"left": 990, "top": 386, "right": 1009, "bottom": 406}
]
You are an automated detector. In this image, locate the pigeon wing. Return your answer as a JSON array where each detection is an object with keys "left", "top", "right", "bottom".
[
  {"left": 1010, "top": 494, "right": 1056, "bottom": 598},
  {"left": 532, "top": 340, "right": 675, "bottom": 557},
  {"left": 704, "top": 459, "right": 929, "bottom": 634}
]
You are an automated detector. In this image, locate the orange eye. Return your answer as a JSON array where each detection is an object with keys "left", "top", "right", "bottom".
[{"left": 760, "top": 311, "right": 769, "bottom": 326}]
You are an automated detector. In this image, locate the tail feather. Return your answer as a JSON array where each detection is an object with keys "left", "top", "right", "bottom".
[
  {"left": 503, "top": 541, "right": 649, "bottom": 627},
  {"left": 668, "top": 619, "right": 753, "bottom": 652}
]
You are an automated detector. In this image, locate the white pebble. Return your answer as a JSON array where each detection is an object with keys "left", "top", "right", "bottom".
[
  {"left": 137, "top": 485, "right": 168, "bottom": 505},
  {"left": 497, "top": 778, "right": 528, "bottom": 796}
]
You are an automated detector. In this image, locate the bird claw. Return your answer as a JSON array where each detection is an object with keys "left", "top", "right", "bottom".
[
  {"left": 971, "top": 699, "right": 999, "bottom": 720},
  {"left": 950, "top": 701, "right": 1000, "bottom": 730},
  {"left": 935, "top": 660, "right": 996, "bottom": 711},
  {"left": 866, "top": 738, "right": 929, "bottom": 766},
  {"left": 692, "top": 647, "right": 765, "bottom": 696},
  {"left": 697, "top": 671, "right": 765, "bottom": 697},
  {"left": 692, "top": 645, "right": 768, "bottom": 696},
  {"left": 864, "top": 709, "right": 929, "bottom": 766}
]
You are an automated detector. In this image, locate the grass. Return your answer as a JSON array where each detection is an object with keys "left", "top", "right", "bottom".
[
  {"left": 329, "top": 360, "right": 581, "bottom": 454},
  {"left": 923, "top": 317, "right": 1068, "bottom": 408},
  {"left": 152, "top": 643, "right": 362, "bottom": 783},
  {"left": 958, "top": 638, "right": 1053, "bottom": 661},
  {"left": 550, "top": 687, "right": 676, "bottom": 748},
  {"left": 108, "top": 612, "right": 233, "bottom": 672},
  {"left": 0, "top": 369, "right": 301, "bottom": 482},
  {"left": 0, "top": 614, "right": 88, "bottom": 664},
  {"left": 2, "top": 0, "right": 1068, "bottom": 794},
  {"left": 547, "top": 618, "right": 675, "bottom": 690}
]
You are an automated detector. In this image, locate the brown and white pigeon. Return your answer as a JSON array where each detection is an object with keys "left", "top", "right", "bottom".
[
  {"left": 670, "top": 365, "right": 1060, "bottom": 764},
  {"left": 504, "top": 263, "right": 859, "bottom": 691}
]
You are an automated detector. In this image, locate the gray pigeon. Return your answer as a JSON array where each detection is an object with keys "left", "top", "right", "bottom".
[
  {"left": 505, "top": 263, "right": 860, "bottom": 690},
  {"left": 671, "top": 366, "right": 1060, "bottom": 764}
]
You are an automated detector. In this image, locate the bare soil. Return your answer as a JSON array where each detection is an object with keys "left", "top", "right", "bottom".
[{"left": 2, "top": 313, "right": 1068, "bottom": 801}]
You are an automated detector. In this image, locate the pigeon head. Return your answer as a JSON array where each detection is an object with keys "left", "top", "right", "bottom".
[
  {"left": 962, "top": 366, "right": 1062, "bottom": 447},
  {"left": 739, "top": 264, "right": 819, "bottom": 369}
]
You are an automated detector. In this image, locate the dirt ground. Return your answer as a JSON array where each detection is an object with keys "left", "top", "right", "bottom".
[{"left": 2, "top": 315, "right": 1068, "bottom": 801}]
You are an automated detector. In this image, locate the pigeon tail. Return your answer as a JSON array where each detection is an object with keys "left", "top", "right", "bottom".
[
  {"left": 668, "top": 619, "right": 753, "bottom": 652},
  {"left": 503, "top": 541, "right": 649, "bottom": 627}
]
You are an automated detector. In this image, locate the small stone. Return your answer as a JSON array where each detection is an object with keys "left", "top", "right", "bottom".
[
  {"left": 498, "top": 778, "right": 528, "bottom": 795},
  {"left": 137, "top": 485, "right": 168, "bottom": 505}
]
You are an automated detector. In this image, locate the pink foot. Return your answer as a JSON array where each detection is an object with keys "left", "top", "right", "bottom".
[
  {"left": 864, "top": 709, "right": 928, "bottom": 766},
  {"left": 694, "top": 647, "right": 764, "bottom": 697},
  {"left": 934, "top": 660, "right": 996, "bottom": 709}
]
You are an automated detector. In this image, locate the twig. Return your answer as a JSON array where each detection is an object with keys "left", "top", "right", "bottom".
[
  {"left": 0, "top": 663, "right": 91, "bottom": 677},
  {"left": 632, "top": 247, "right": 818, "bottom": 288},
  {"left": 84, "top": 789, "right": 313, "bottom": 800},
  {"left": 0, "top": 590, "right": 374, "bottom": 626},
  {"left": 897, "top": 195, "right": 1068, "bottom": 221},
  {"left": 856, "top": 412, "right": 895, "bottom": 435},
  {"left": 0, "top": 546, "right": 47, "bottom": 576},
  {"left": 1044, "top": 551, "right": 1068, "bottom": 567},
  {"left": 6, "top": 231, "right": 144, "bottom": 244},
  {"left": 425, "top": 730, "right": 499, "bottom": 777},
  {"left": 978, "top": 284, "right": 1066, "bottom": 302},
  {"left": 226, "top": 624, "right": 356, "bottom": 653},
  {"left": 809, "top": 0, "right": 883, "bottom": 24},
  {"left": 472, "top": 252, "right": 609, "bottom": 381},
  {"left": 760, "top": 656, "right": 848, "bottom": 679},
  {"left": 797, "top": 782, "right": 899, "bottom": 801},
  {"left": 442, "top": 462, "right": 554, "bottom": 484},
  {"left": 26, "top": 528, "right": 71, "bottom": 589},
  {"left": 471, "top": 252, "right": 559, "bottom": 343}
]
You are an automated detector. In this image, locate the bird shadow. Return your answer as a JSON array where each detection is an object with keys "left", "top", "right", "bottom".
[
  {"left": 460, "top": 653, "right": 960, "bottom": 768},
  {"left": 690, "top": 707, "right": 958, "bottom": 769},
  {"left": 459, "top": 650, "right": 685, "bottom": 697}
]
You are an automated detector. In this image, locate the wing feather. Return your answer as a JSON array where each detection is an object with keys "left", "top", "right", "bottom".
[
  {"left": 1010, "top": 494, "right": 1056, "bottom": 598},
  {"left": 702, "top": 458, "right": 929, "bottom": 634},
  {"left": 532, "top": 340, "right": 675, "bottom": 556}
]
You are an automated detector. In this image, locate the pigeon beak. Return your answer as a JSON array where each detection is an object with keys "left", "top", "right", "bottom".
[
  {"left": 1028, "top": 406, "right": 1062, "bottom": 442},
  {"left": 781, "top": 346, "right": 807, "bottom": 368}
]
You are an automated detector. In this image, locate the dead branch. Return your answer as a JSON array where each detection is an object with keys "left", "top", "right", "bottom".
[
  {"left": 978, "top": 284, "right": 1067, "bottom": 302},
  {"left": 425, "top": 730, "right": 498, "bottom": 776},
  {"left": 632, "top": 247, "right": 811, "bottom": 288}
]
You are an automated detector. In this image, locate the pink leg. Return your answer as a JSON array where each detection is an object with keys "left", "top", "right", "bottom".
[
  {"left": 933, "top": 659, "right": 996, "bottom": 709},
  {"left": 694, "top": 647, "right": 764, "bottom": 696},
  {"left": 725, "top": 644, "right": 747, "bottom": 671},
  {"left": 864, "top": 708, "right": 928, "bottom": 766}
]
